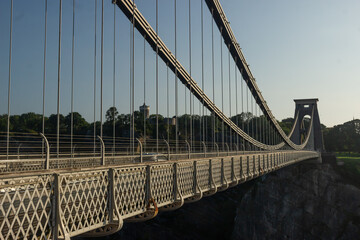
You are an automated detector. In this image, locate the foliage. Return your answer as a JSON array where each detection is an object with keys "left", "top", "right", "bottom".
[
  {"left": 1, "top": 108, "right": 359, "bottom": 154},
  {"left": 279, "top": 118, "right": 294, "bottom": 135},
  {"left": 323, "top": 120, "right": 360, "bottom": 153}
]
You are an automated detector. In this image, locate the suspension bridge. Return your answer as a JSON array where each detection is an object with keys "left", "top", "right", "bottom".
[{"left": 0, "top": 0, "right": 323, "bottom": 239}]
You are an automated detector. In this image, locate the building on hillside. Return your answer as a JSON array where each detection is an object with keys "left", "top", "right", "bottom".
[
  {"left": 139, "top": 103, "right": 150, "bottom": 119},
  {"left": 163, "top": 117, "right": 176, "bottom": 126}
]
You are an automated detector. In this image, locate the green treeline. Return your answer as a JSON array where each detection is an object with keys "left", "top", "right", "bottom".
[
  {"left": 2, "top": 108, "right": 357, "bottom": 152},
  {"left": 323, "top": 119, "right": 360, "bottom": 153},
  {"left": 0, "top": 107, "right": 278, "bottom": 144}
]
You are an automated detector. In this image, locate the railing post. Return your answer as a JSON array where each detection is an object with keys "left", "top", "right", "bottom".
[
  {"left": 185, "top": 140, "right": 191, "bottom": 159},
  {"left": 174, "top": 163, "right": 178, "bottom": 200},
  {"left": 108, "top": 168, "right": 115, "bottom": 223},
  {"left": 40, "top": 133, "right": 50, "bottom": 170},
  {"left": 240, "top": 156, "right": 243, "bottom": 179},
  {"left": 97, "top": 135, "right": 105, "bottom": 166},
  {"left": 231, "top": 157, "right": 235, "bottom": 182},
  {"left": 164, "top": 139, "right": 170, "bottom": 160},
  {"left": 214, "top": 142, "right": 219, "bottom": 157},
  {"left": 246, "top": 156, "right": 250, "bottom": 177},
  {"left": 193, "top": 161, "right": 198, "bottom": 193},
  {"left": 136, "top": 138, "right": 143, "bottom": 163},
  {"left": 70, "top": 144, "right": 77, "bottom": 168},
  {"left": 146, "top": 165, "right": 152, "bottom": 202},
  {"left": 202, "top": 141, "right": 206, "bottom": 158},
  {"left": 209, "top": 159, "right": 213, "bottom": 188},
  {"left": 53, "top": 173, "right": 68, "bottom": 239},
  {"left": 53, "top": 173, "right": 60, "bottom": 239},
  {"left": 221, "top": 158, "right": 225, "bottom": 185},
  {"left": 17, "top": 143, "right": 22, "bottom": 160},
  {"left": 225, "top": 143, "right": 230, "bottom": 156}
]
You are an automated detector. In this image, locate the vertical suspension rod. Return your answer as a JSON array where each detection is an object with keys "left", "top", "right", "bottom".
[
  {"left": 220, "top": 28, "right": 224, "bottom": 151},
  {"left": 131, "top": 0, "right": 135, "bottom": 154},
  {"left": 71, "top": 0, "right": 76, "bottom": 157},
  {"left": 174, "top": 0, "right": 178, "bottom": 153},
  {"left": 189, "top": 0, "right": 193, "bottom": 151},
  {"left": 42, "top": 0, "right": 48, "bottom": 136},
  {"left": 241, "top": 69, "right": 244, "bottom": 151},
  {"left": 100, "top": 0, "right": 104, "bottom": 138},
  {"left": 211, "top": 8, "right": 215, "bottom": 150},
  {"left": 6, "top": 0, "right": 13, "bottom": 160},
  {"left": 201, "top": 0, "right": 205, "bottom": 145},
  {"left": 235, "top": 57, "right": 238, "bottom": 149},
  {"left": 167, "top": 63, "right": 170, "bottom": 143},
  {"left": 228, "top": 45, "right": 232, "bottom": 150},
  {"left": 42, "top": 0, "right": 48, "bottom": 159},
  {"left": 113, "top": 2, "right": 116, "bottom": 154},
  {"left": 143, "top": 35, "right": 146, "bottom": 150},
  {"left": 93, "top": 0, "right": 97, "bottom": 155},
  {"left": 156, "top": 0, "right": 159, "bottom": 153},
  {"left": 57, "top": 0, "right": 63, "bottom": 158}
]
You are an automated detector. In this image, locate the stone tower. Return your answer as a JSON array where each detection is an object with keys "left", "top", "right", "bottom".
[
  {"left": 290, "top": 99, "right": 324, "bottom": 152},
  {"left": 139, "top": 103, "right": 150, "bottom": 119}
]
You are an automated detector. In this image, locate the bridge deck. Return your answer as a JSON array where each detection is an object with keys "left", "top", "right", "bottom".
[{"left": 0, "top": 151, "right": 319, "bottom": 239}]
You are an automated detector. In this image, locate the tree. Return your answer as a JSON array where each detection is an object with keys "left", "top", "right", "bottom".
[
  {"left": 47, "top": 114, "right": 66, "bottom": 134},
  {"left": 65, "top": 112, "right": 89, "bottom": 135},
  {"left": 0, "top": 115, "right": 6, "bottom": 132},
  {"left": 105, "top": 107, "right": 118, "bottom": 122}
]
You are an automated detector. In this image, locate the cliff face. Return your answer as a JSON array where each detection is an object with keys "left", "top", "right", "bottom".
[
  {"left": 79, "top": 162, "right": 360, "bottom": 240},
  {"left": 232, "top": 162, "right": 360, "bottom": 240}
]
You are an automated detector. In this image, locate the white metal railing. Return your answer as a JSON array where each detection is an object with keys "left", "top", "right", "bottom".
[
  {"left": 0, "top": 133, "right": 285, "bottom": 174},
  {"left": 0, "top": 150, "right": 319, "bottom": 239}
]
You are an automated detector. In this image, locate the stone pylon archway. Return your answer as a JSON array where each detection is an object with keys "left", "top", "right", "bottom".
[{"left": 290, "top": 99, "right": 324, "bottom": 152}]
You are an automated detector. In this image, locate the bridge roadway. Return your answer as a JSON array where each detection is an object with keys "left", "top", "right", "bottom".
[{"left": 0, "top": 150, "right": 319, "bottom": 239}]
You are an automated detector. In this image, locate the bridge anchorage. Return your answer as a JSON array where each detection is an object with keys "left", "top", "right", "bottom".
[{"left": 0, "top": 0, "right": 323, "bottom": 239}]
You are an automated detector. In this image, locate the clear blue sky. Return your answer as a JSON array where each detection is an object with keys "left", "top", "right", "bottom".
[{"left": 0, "top": 0, "right": 359, "bottom": 127}]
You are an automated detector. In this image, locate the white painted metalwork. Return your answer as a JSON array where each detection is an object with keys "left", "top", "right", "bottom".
[{"left": 0, "top": 151, "right": 319, "bottom": 239}]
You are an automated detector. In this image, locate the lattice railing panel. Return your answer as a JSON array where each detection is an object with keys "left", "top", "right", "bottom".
[
  {"left": 233, "top": 157, "right": 241, "bottom": 180},
  {"left": 0, "top": 151, "right": 320, "bottom": 239},
  {"left": 110, "top": 157, "right": 135, "bottom": 166},
  {"left": 50, "top": 158, "right": 102, "bottom": 170},
  {"left": 197, "top": 160, "right": 210, "bottom": 191},
  {"left": 223, "top": 158, "right": 232, "bottom": 183},
  {"left": 259, "top": 155, "right": 264, "bottom": 173},
  {"left": 0, "top": 175, "right": 53, "bottom": 240},
  {"left": 254, "top": 155, "right": 259, "bottom": 176},
  {"left": 114, "top": 166, "right": 147, "bottom": 218},
  {"left": 58, "top": 170, "right": 109, "bottom": 235},
  {"left": 150, "top": 164, "right": 174, "bottom": 207},
  {"left": 248, "top": 156, "right": 254, "bottom": 177},
  {"left": 212, "top": 159, "right": 222, "bottom": 187},
  {"left": 241, "top": 157, "right": 248, "bottom": 179},
  {"left": 72, "top": 158, "right": 101, "bottom": 168},
  {"left": 263, "top": 155, "right": 268, "bottom": 171},
  {"left": 0, "top": 160, "right": 45, "bottom": 174},
  {"left": 177, "top": 162, "right": 194, "bottom": 199}
]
